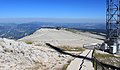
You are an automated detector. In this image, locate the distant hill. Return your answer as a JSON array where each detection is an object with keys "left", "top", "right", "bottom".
[{"left": 0, "top": 22, "right": 106, "bottom": 39}]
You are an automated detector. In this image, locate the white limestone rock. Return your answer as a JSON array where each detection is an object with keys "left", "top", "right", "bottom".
[{"left": 0, "top": 38, "right": 72, "bottom": 70}]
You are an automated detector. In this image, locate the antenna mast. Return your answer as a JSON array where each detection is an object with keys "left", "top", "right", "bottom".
[{"left": 106, "top": 0, "right": 120, "bottom": 53}]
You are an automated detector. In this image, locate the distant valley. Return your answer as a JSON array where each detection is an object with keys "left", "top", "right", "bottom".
[{"left": 0, "top": 22, "right": 106, "bottom": 39}]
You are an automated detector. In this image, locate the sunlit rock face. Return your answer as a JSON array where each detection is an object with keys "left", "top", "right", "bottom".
[{"left": 0, "top": 38, "right": 72, "bottom": 70}]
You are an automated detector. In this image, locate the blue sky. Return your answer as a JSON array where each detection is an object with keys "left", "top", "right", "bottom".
[{"left": 0, "top": 0, "right": 106, "bottom": 23}]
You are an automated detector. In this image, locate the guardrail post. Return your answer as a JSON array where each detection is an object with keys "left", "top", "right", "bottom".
[
  {"left": 96, "top": 60, "right": 97, "bottom": 70},
  {"left": 93, "top": 58, "right": 94, "bottom": 68}
]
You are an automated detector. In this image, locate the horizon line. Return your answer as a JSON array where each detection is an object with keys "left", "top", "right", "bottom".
[{"left": 0, "top": 18, "right": 105, "bottom": 23}]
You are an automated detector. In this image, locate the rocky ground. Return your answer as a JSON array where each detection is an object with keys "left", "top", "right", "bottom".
[
  {"left": 0, "top": 38, "right": 74, "bottom": 70},
  {"left": 0, "top": 28, "right": 105, "bottom": 70},
  {"left": 94, "top": 50, "right": 120, "bottom": 68},
  {"left": 19, "top": 28, "right": 104, "bottom": 47}
]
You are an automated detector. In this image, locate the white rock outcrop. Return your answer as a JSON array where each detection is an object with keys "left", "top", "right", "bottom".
[{"left": 0, "top": 38, "right": 72, "bottom": 70}]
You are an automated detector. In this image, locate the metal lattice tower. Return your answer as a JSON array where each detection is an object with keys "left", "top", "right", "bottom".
[{"left": 106, "top": 0, "right": 120, "bottom": 48}]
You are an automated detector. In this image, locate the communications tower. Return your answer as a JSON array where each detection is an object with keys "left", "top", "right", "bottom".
[{"left": 106, "top": 0, "right": 120, "bottom": 53}]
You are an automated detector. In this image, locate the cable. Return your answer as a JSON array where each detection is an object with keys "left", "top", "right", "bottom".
[{"left": 79, "top": 50, "right": 91, "bottom": 70}]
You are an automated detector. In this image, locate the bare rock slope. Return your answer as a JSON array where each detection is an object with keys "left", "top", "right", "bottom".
[
  {"left": 0, "top": 38, "right": 72, "bottom": 70},
  {"left": 20, "top": 28, "right": 104, "bottom": 47},
  {"left": 0, "top": 28, "right": 104, "bottom": 70}
]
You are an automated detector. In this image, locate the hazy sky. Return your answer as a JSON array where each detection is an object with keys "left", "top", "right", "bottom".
[{"left": 0, "top": 0, "right": 106, "bottom": 23}]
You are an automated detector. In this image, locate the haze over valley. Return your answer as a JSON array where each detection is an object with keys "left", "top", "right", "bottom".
[{"left": 0, "top": 21, "right": 105, "bottom": 39}]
